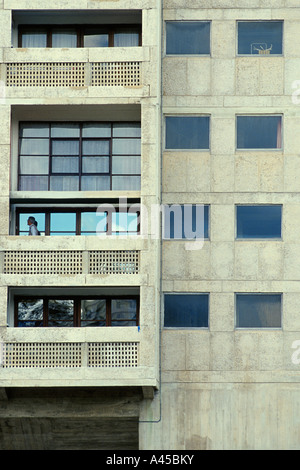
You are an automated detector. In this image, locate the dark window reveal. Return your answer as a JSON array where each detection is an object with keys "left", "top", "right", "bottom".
[
  {"left": 166, "top": 21, "right": 210, "bottom": 55},
  {"left": 164, "top": 294, "right": 209, "bottom": 328},
  {"left": 237, "top": 115, "right": 282, "bottom": 149},
  {"left": 165, "top": 116, "right": 209, "bottom": 150},
  {"left": 236, "top": 205, "right": 282, "bottom": 239}
]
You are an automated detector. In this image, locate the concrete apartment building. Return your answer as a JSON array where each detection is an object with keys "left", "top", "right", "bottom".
[{"left": 0, "top": 0, "right": 300, "bottom": 450}]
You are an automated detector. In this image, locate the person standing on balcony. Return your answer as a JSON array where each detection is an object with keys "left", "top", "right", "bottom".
[{"left": 27, "top": 217, "right": 40, "bottom": 236}]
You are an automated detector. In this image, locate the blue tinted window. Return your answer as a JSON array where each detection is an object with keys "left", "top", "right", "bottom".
[
  {"left": 236, "top": 294, "right": 281, "bottom": 328},
  {"left": 166, "top": 116, "right": 209, "bottom": 150},
  {"left": 237, "top": 116, "right": 282, "bottom": 149},
  {"left": 238, "top": 21, "right": 283, "bottom": 55},
  {"left": 166, "top": 22, "right": 210, "bottom": 55},
  {"left": 19, "top": 213, "right": 45, "bottom": 235},
  {"left": 164, "top": 294, "right": 209, "bottom": 328},
  {"left": 164, "top": 204, "right": 209, "bottom": 240},
  {"left": 237, "top": 205, "right": 281, "bottom": 239}
]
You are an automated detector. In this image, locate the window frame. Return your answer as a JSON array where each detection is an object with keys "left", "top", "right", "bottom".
[
  {"left": 236, "top": 20, "right": 284, "bottom": 56},
  {"left": 236, "top": 114, "right": 283, "bottom": 151},
  {"left": 18, "top": 121, "right": 141, "bottom": 192},
  {"left": 14, "top": 295, "right": 140, "bottom": 328},
  {"left": 164, "top": 115, "right": 210, "bottom": 151},
  {"left": 163, "top": 293, "right": 209, "bottom": 329},
  {"left": 18, "top": 24, "right": 142, "bottom": 48},
  {"left": 235, "top": 293, "right": 282, "bottom": 329},
  {"left": 235, "top": 204, "right": 282, "bottom": 240},
  {"left": 165, "top": 20, "right": 211, "bottom": 56},
  {"left": 15, "top": 205, "right": 141, "bottom": 236}
]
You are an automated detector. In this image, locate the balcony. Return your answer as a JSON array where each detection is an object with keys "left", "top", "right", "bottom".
[
  {"left": 1, "top": 47, "right": 149, "bottom": 100},
  {"left": 0, "top": 235, "right": 158, "bottom": 389}
]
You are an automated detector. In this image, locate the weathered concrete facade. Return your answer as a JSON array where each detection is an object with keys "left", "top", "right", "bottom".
[
  {"left": 1, "top": 0, "right": 300, "bottom": 450},
  {"left": 140, "top": 0, "right": 300, "bottom": 451}
]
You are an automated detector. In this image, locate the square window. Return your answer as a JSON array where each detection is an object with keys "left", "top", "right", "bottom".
[
  {"left": 166, "top": 21, "right": 210, "bottom": 55},
  {"left": 237, "top": 115, "right": 282, "bottom": 149},
  {"left": 236, "top": 294, "right": 282, "bottom": 328},
  {"left": 238, "top": 21, "right": 283, "bottom": 55},
  {"left": 165, "top": 116, "right": 209, "bottom": 150},
  {"left": 236, "top": 205, "right": 282, "bottom": 239},
  {"left": 164, "top": 294, "right": 209, "bottom": 328},
  {"left": 163, "top": 204, "right": 209, "bottom": 240}
]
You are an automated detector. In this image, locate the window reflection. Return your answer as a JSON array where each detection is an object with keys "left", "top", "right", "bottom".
[
  {"left": 17, "top": 299, "right": 43, "bottom": 327},
  {"left": 48, "top": 299, "right": 74, "bottom": 327},
  {"left": 238, "top": 21, "right": 283, "bottom": 55},
  {"left": 50, "top": 213, "right": 76, "bottom": 235},
  {"left": 236, "top": 294, "right": 281, "bottom": 328},
  {"left": 81, "top": 299, "right": 106, "bottom": 326},
  {"left": 165, "top": 116, "right": 210, "bottom": 150}
]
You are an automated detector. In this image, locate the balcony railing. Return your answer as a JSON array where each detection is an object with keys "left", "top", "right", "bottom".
[
  {"left": 6, "top": 61, "right": 141, "bottom": 88},
  {"left": 2, "top": 249, "right": 139, "bottom": 275},
  {"left": 1, "top": 341, "right": 139, "bottom": 369}
]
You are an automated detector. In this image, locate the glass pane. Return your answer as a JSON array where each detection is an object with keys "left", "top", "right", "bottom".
[
  {"left": 112, "top": 212, "right": 138, "bottom": 233},
  {"left": 50, "top": 176, "right": 79, "bottom": 191},
  {"left": 114, "top": 32, "right": 139, "bottom": 47},
  {"left": 52, "top": 30, "right": 77, "bottom": 48},
  {"left": 20, "top": 138, "right": 49, "bottom": 155},
  {"left": 19, "top": 213, "right": 45, "bottom": 235},
  {"left": 52, "top": 157, "right": 79, "bottom": 173},
  {"left": 164, "top": 204, "right": 209, "bottom": 240},
  {"left": 82, "top": 140, "right": 110, "bottom": 156},
  {"left": 164, "top": 294, "right": 209, "bottom": 327},
  {"left": 48, "top": 299, "right": 74, "bottom": 326},
  {"left": 81, "top": 211, "right": 107, "bottom": 234},
  {"left": 83, "top": 33, "right": 109, "bottom": 48},
  {"left": 112, "top": 138, "right": 141, "bottom": 155},
  {"left": 20, "top": 123, "right": 49, "bottom": 138},
  {"left": 236, "top": 205, "right": 282, "bottom": 239},
  {"left": 166, "top": 22, "right": 210, "bottom": 55},
  {"left": 82, "top": 156, "right": 109, "bottom": 174},
  {"left": 112, "top": 156, "right": 140, "bottom": 175},
  {"left": 113, "top": 123, "right": 141, "bottom": 137},
  {"left": 20, "top": 156, "right": 49, "bottom": 175},
  {"left": 112, "top": 176, "right": 140, "bottom": 190},
  {"left": 81, "top": 299, "right": 106, "bottom": 326},
  {"left": 17, "top": 299, "right": 43, "bottom": 327},
  {"left": 236, "top": 294, "right": 281, "bottom": 328},
  {"left": 82, "top": 123, "right": 111, "bottom": 138},
  {"left": 238, "top": 21, "right": 283, "bottom": 55},
  {"left": 52, "top": 140, "right": 79, "bottom": 156},
  {"left": 237, "top": 116, "right": 282, "bottom": 149},
  {"left": 111, "top": 299, "right": 137, "bottom": 326},
  {"left": 21, "top": 32, "right": 47, "bottom": 48},
  {"left": 165, "top": 116, "right": 210, "bottom": 150},
  {"left": 81, "top": 175, "right": 110, "bottom": 191},
  {"left": 51, "top": 124, "right": 80, "bottom": 138},
  {"left": 19, "top": 176, "right": 48, "bottom": 191},
  {"left": 50, "top": 213, "right": 76, "bottom": 233}
]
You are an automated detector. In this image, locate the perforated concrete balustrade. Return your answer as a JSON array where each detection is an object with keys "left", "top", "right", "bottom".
[
  {"left": 6, "top": 61, "right": 141, "bottom": 87},
  {"left": 0, "top": 341, "right": 139, "bottom": 368},
  {"left": 1, "top": 250, "right": 139, "bottom": 275}
]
